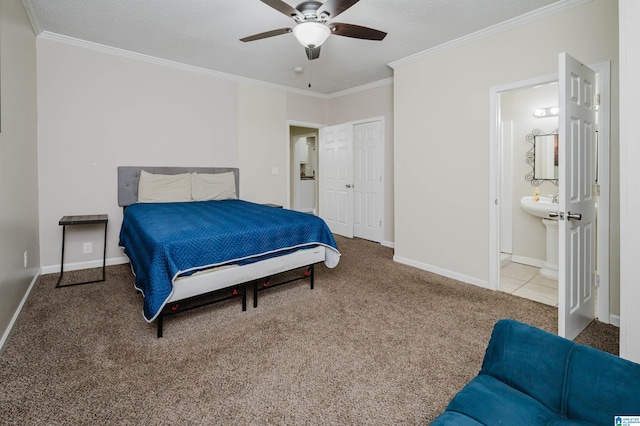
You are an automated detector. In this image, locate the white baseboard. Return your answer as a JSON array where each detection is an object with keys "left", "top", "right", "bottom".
[
  {"left": 609, "top": 314, "right": 620, "bottom": 327},
  {"left": 0, "top": 268, "right": 41, "bottom": 354},
  {"left": 40, "top": 256, "right": 129, "bottom": 275},
  {"left": 393, "top": 255, "right": 490, "bottom": 289},
  {"left": 510, "top": 255, "right": 545, "bottom": 269},
  {"left": 381, "top": 240, "right": 395, "bottom": 249}
]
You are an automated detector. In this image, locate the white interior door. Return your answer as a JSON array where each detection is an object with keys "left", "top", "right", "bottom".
[
  {"left": 319, "top": 123, "right": 353, "bottom": 237},
  {"left": 353, "top": 121, "right": 383, "bottom": 242},
  {"left": 558, "top": 52, "right": 597, "bottom": 340}
]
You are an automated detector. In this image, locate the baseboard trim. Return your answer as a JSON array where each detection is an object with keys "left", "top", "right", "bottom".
[
  {"left": 0, "top": 268, "right": 41, "bottom": 354},
  {"left": 40, "top": 256, "right": 129, "bottom": 275},
  {"left": 381, "top": 240, "right": 395, "bottom": 249},
  {"left": 609, "top": 314, "right": 620, "bottom": 328},
  {"left": 393, "top": 255, "right": 489, "bottom": 289},
  {"left": 510, "top": 255, "right": 545, "bottom": 269}
]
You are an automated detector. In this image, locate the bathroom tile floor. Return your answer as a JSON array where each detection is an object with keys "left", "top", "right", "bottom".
[{"left": 500, "top": 262, "right": 558, "bottom": 307}]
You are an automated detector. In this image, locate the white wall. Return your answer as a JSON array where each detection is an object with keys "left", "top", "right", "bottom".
[
  {"left": 393, "top": 0, "right": 618, "bottom": 289},
  {"left": 238, "top": 83, "right": 288, "bottom": 205},
  {"left": 0, "top": 0, "right": 39, "bottom": 349},
  {"left": 36, "top": 36, "right": 241, "bottom": 270},
  {"left": 287, "top": 92, "right": 328, "bottom": 124},
  {"left": 619, "top": 0, "right": 640, "bottom": 362}
]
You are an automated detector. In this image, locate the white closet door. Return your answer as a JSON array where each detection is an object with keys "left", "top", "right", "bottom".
[{"left": 319, "top": 123, "right": 353, "bottom": 238}]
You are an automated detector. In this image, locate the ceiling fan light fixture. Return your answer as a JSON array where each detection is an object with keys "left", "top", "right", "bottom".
[{"left": 292, "top": 21, "right": 330, "bottom": 48}]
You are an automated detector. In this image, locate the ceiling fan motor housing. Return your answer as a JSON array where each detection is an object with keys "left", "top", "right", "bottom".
[{"left": 296, "top": 1, "right": 324, "bottom": 20}]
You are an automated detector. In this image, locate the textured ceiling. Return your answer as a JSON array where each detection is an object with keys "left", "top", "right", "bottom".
[{"left": 24, "top": 0, "right": 564, "bottom": 94}]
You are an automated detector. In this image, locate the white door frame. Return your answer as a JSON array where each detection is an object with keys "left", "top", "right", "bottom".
[{"left": 488, "top": 62, "right": 611, "bottom": 325}]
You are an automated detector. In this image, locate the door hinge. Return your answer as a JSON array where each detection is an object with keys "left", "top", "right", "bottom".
[
  {"left": 593, "top": 183, "right": 600, "bottom": 196},
  {"left": 595, "top": 273, "right": 600, "bottom": 288},
  {"left": 379, "top": 220, "right": 382, "bottom": 227},
  {"left": 594, "top": 93, "right": 600, "bottom": 107}
]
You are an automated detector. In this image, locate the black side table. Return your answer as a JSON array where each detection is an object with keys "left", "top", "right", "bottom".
[{"left": 56, "top": 214, "right": 108, "bottom": 288}]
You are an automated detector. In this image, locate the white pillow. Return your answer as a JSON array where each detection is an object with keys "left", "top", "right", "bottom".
[
  {"left": 137, "top": 170, "right": 192, "bottom": 203},
  {"left": 191, "top": 171, "right": 237, "bottom": 201}
]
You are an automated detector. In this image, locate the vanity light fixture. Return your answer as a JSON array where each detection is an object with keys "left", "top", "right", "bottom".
[{"left": 533, "top": 106, "right": 560, "bottom": 118}]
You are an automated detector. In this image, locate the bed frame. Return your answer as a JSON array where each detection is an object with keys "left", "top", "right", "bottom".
[{"left": 117, "top": 166, "right": 325, "bottom": 337}]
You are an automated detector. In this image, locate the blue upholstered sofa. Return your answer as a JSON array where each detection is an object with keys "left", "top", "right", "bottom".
[{"left": 432, "top": 319, "right": 640, "bottom": 425}]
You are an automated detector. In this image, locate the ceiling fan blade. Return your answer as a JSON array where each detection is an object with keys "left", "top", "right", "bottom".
[
  {"left": 259, "top": 0, "right": 303, "bottom": 19},
  {"left": 316, "top": 0, "right": 360, "bottom": 19},
  {"left": 330, "top": 23, "right": 387, "bottom": 41},
  {"left": 240, "top": 28, "right": 292, "bottom": 42},
  {"left": 305, "top": 46, "right": 321, "bottom": 60}
]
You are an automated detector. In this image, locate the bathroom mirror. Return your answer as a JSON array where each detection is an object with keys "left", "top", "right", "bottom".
[{"left": 525, "top": 129, "right": 559, "bottom": 186}]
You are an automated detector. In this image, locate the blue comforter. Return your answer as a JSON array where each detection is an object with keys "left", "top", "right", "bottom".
[{"left": 119, "top": 200, "right": 340, "bottom": 321}]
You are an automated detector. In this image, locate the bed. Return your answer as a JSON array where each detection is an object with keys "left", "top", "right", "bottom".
[{"left": 117, "top": 166, "right": 340, "bottom": 337}]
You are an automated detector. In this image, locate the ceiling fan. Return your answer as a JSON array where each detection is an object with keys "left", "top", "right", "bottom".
[{"left": 240, "top": 0, "right": 387, "bottom": 60}]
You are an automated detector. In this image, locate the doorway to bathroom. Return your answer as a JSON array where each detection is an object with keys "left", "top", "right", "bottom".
[
  {"left": 489, "top": 59, "right": 612, "bottom": 337},
  {"left": 289, "top": 125, "right": 319, "bottom": 214},
  {"left": 498, "top": 82, "right": 560, "bottom": 306}
]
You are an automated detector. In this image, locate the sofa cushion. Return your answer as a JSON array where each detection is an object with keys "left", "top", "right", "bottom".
[
  {"left": 430, "top": 411, "right": 484, "bottom": 425},
  {"left": 565, "top": 344, "right": 640, "bottom": 424},
  {"left": 547, "top": 419, "right": 596, "bottom": 425},
  {"left": 479, "top": 319, "right": 575, "bottom": 414},
  {"left": 444, "top": 374, "right": 559, "bottom": 425}
]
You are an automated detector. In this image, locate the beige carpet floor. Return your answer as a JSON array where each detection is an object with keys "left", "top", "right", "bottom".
[{"left": 0, "top": 236, "right": 618, "bottom": 425}]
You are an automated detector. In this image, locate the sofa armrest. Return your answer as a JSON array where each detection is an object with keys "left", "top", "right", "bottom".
[
  {"left": 479, "top": 319, "right": 575, "bottom": 414},
  {"left": 565, "top": 345, "right": 640, "bottom": 423}
]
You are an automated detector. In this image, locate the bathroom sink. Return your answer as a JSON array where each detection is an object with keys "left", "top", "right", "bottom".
[{"left": 520, "top": 196, "right": 559, "bottom": 219}]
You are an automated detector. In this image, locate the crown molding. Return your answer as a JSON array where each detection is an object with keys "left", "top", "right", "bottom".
[
  {"left": 24, "top": 0, "right": 588, "bottom": 98},
  {"left": 20, "top": 0, "right": 43, "bottom": 35},
  {"left": 36, "top": 31, "right": 388, "bottom": 99},
  {"left": 37, "top": 31, "right": 337, "bottom": 99},
  {"left": 388, "top": 0, "right": 593, "bottom": 69},
  {"left": 328, "top": 77, "right": 394, "bottom": 99}
]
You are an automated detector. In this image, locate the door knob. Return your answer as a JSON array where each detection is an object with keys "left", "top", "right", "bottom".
[{"left": 566, "top": 211, "right": 582, "bottom": 221}]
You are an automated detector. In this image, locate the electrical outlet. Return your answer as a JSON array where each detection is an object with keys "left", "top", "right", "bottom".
[
  {"left": 23, "top": 251, "right": 28, "bottom": 268},
  {"left": 83, "top": 242, "right": 93, "bottom": 254}
]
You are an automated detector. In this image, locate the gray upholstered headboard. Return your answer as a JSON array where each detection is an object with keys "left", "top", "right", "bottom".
[{"left": 117, "top": 166, "right": 240, "bottom": 207}]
